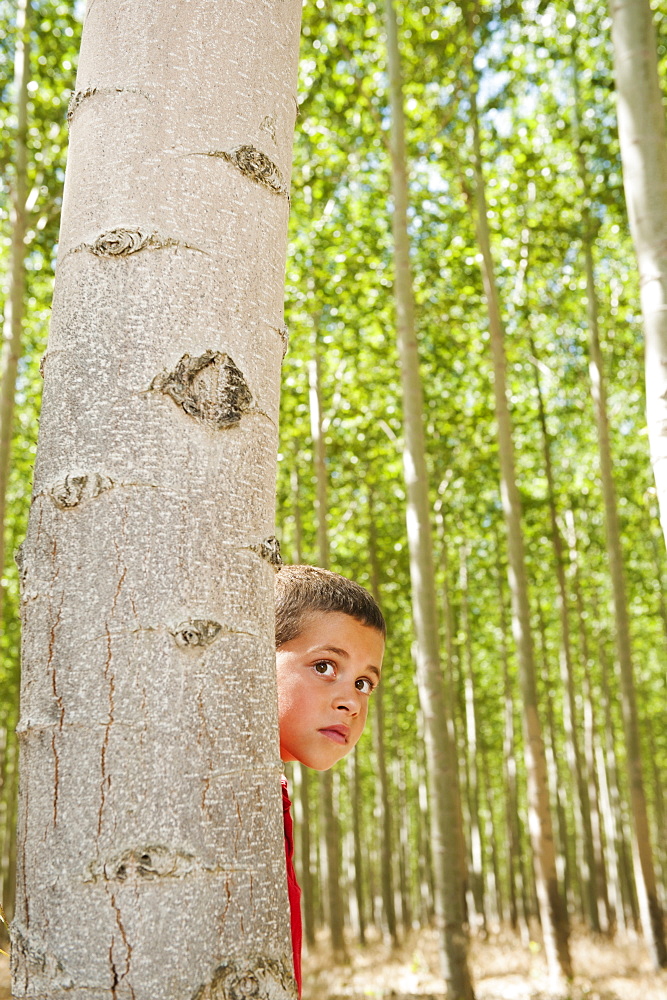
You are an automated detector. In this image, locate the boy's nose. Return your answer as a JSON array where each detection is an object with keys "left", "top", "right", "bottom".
[{"left": 333, "top": 688, "right": 361, "bottom": 716}]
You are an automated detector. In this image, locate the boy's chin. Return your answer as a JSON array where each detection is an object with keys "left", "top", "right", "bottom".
[{"left": 284, "top": 750, "right": 347, "bottom": 771}]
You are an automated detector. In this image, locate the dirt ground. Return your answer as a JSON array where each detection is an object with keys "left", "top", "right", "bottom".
[
  {"left": 301, "top": 927, "right": 667, "bottom": 1000},
  {"left": 0, "top": 928, "right": 665, "bottom": 999}
]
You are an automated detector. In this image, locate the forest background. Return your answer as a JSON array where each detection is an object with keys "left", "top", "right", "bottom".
[{"left": 1, "top": 1, "right": 667, "bottom": 998}]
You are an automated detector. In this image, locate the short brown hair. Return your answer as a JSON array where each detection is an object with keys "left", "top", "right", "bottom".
[{"left": 275, "top": 564, "right": 386, "bottom": 648}]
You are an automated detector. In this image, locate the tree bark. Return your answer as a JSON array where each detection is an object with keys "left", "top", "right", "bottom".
[
  {"left": 607, "top": 0, "right": 667, "bottom": 551},
  {"left": 13, "top": 4, "right": 302, "bottom": 998},
  {"left": 466, "top": 81, "right": 572, "bottom": 987},
  {"left": 384, "top": 2, "right": 474, "bottom": 995},
  {"left": 0, "top": 0, "right": 31, "bottom": 587}
]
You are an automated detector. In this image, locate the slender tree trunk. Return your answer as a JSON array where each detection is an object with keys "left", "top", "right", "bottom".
[
  {"left": 368, "top": 489, "right": 398, "bottom": 946},
  {"left": 460, "top": 548, "right": 486, "bottom": 936},
  {"left": 581, "top": 199, "right": 666, "bottom": 968},
  {"left": 0, "top": 0, "right": 31, "bottom": 584},
  {"left": 607, "top": 0, "right": 667, "bottom": 550},
  {"left": 645, "top": 716, "right": 667, "bottom": 909},
  {"left": 598, "top": 643, "right": 641, "bottom": 933},
  {"left": 535, "top": 602, "right": 572, "bottom": 918},
  {"left": 572, "top": 31, "right": 666, "bottom": 961},
  {"left": 480, "top": 745, "right": 503, "bottom": 926},
  {"left": 308, "top": 333, "right": 346, "bottom": 959},
  {"left": 287, "top": 466, "right": 316, "bottom": 949},
  {"left": 385, "top": 2, "right": 473, "bottom": 994},
  {"left": 13, "top": 4, "right": 302, "bottom": 998},
  {"left": 531, "top": 338, "right": 602, "bottom": 932},
  {"left": 299, "top": 765, "right": 315, "bottom": 949},
  {"left": 350, "top": 749, "right": 366, "bottom": 946},
  {"left": 395, "top": 755, "right": 412, "bottom": 933},
  {"left": 466, "top": 82, "right": 572, "bottom": 987}
]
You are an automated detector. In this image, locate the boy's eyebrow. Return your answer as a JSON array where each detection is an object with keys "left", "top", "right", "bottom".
[{"left": 318, "top": 645, "right": 381, "bottom": 680}]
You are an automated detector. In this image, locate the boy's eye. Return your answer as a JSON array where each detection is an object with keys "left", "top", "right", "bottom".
[
  {"left": 355, "top": 677, "right": 375, "bottom": 695},
  {"left": 313, "top": 660, "right": 335, "bottom": 677}
]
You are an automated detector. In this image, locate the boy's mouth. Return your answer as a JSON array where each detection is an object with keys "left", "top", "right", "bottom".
[{"left": 318, "top": 725, "right": 349, "bottom": 745}]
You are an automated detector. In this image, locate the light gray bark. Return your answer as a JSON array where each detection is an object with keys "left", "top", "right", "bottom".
[
  {"left": 13, "top": 3, "right": 302, "bottom": 998},
  {"left": 385, "top": 3, "right": 474, "bottom": 995},
  {"left": 607, "top": 0, "right": 667, "bottom": 551},
  {"left": 0, "top": 0, "right": 31, "bottom": 587},
  {"left": 467, "top": 83, "right": 572, "bottom": 987}
]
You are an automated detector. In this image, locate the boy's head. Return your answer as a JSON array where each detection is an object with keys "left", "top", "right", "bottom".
[{"left": 275, "top": 565, "right": 386, "bottom": 771}]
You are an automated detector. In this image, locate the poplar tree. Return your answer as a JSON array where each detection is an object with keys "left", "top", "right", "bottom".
[
  {"left": 385, "top": 2, "right": 474, "bottom": 996},
  {"left": 13, "top": 3, "right": 302, "bottom": 997},
  {"left": 0, "top": 0, "right": 31, "bottom": 589},
  {"left": 607, "top": 0, "right": 667, "bottom": 553}
]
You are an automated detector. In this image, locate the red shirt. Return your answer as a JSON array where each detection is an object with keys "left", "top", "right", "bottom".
[{"left": 281, "top": 777, "right": 302, "bottom": 997}]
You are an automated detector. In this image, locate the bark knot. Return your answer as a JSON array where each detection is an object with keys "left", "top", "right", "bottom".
[
  {"left": 67, "top": 85, "right": 97, "bottom": 122},
  {"left": 151, "top": 351, "right": 253, "bottom": 428},
  {"left": 259, "top": 115, "right": 277, "bottom": 143},
  {"left": 73, "top": 227, "right": 204, "bottom": 257},
  {"left": 217, "top": 145, "right": 288, "bottom": 198},
  {"left": 86, "top": 846, "right": 197, "bottom": 883},
  {"left": 11, "top": 924, "right": 73, "bottom": 987},
  {"left": 173, "top": 620, "right": 222, "bottom": 648},
  {"left": 50, "top": 472, "right": 114, "bottom": 509},
  {"left": 253, "top": 536, "right": 282, "bottom": 568},
  {"left": 192, "top": 958, "right": 296, "bottom": 1000}
]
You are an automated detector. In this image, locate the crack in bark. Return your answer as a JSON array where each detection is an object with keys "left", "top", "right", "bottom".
[
  {"left": 67, "top": 84, "right": 152, "bottom": 124},
  {"left": 48, "top": 579, "right": 64, "bottom": 828},
  {"left": 98, "top": 627, "right": 114, "bottom": 839},
  {"left": 109, "top": 891, "right": 134, "bottom": 1000},
  {"left": 272, "top": 324, "right": 289, "bottom": 359}
]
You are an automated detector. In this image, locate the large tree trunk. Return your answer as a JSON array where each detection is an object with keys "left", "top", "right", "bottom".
[
  {"left": 607, "top": 0, "right": 667, "bottom": 551},
  {"left": 13, "top": 4, "right": 302, "bottom": 998},
  {"left": 385, "top": 3, "right": 474, "bottom": 996},
  {"left": 467, "top": 84, "right": 572, "bottom": 988},
  {"left": 0, "top": 0, "right": 31, "bottom": 586}
]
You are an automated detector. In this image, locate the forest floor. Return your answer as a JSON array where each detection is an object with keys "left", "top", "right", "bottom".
[
  {"left": 0, "top": 927, "right": 665, "bottom": 999},
  {"left": 302, "top": 926, "right": 667, "bottom": 1000}
]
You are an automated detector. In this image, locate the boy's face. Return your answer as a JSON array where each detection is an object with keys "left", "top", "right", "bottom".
[{"left": 276, "top": 611, "right": 385, "bottom": 771}]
